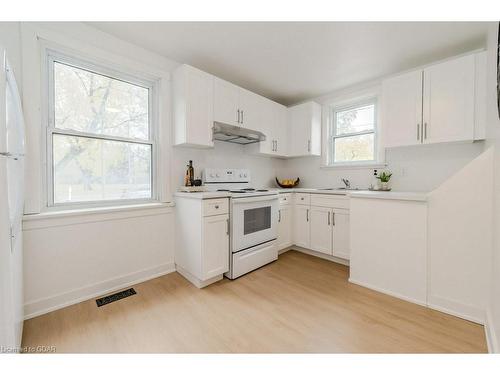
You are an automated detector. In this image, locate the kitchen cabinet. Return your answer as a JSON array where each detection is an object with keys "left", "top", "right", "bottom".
[
  {"left": 287, "top": 101, "right": 321, "bottom": 157},
  {"left": 175, "top": 196, "right": 230, "bottom": 288},
  {"left": 381, "top": 70, "right": 423, "bottom": 148},
  {"left": 257, "top": 100, "right": 288, "bottom": 157},
  {"left": 382, "top": 51, "right": 486, "bottom": 148},
  {"left": 213, "top": 77, "right": 240, "bottom": 127},
  {"left": 277, "top": 202, "right": 293, "bottom": 250},
  {"left": 332, "top": 209, "right": 350, "bottom": 260},
  {"left": 309, "top": 206, "right": 333, "bottom": 255},
  {"left": 213, "top": 77, "right": 265, "bottom": 131},
  {"left": 172, "top": 65, "right": 214, "bottom": 148},
  {"left": 293, "top": 203, "right": 310, "bottom": 248},
  {"left": 202, "top": 214, "right": 230, "bottom": 279},
  {"left": 291, "top": 193, "right": 351, "bottom": 260},
  {"left": 422, "top": 54, "right": 475, "bottom": 144}
]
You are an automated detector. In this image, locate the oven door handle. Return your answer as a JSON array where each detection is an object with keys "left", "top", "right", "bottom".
[{"left": 231, "top": 195, "right": 279, "bottom": 204}]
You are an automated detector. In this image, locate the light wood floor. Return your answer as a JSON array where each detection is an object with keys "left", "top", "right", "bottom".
[{"left": 22, "top": 250, "right": 487, "bottom": 353}]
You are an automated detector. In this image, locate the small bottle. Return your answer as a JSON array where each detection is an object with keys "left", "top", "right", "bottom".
[
  {"left": 371, "top": 169, "right": 379, "bottom": 190},
  {"left": 185, "top": 163, "right": 192, "bottom": 187},
  {"left": 188, "top": 160, "right": 194, "bottom": 187}
]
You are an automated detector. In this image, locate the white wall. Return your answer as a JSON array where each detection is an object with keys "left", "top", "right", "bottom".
[
  {"left": 22, "top": 207, "right": 175, "bottom": 318},
  {"left": 0, "top": 22, "right": 22, "bottom": 93},
  {"left": 484, "top": 23, "right": 500, "bottom": 353},
  {"left": 427, "top": 148, "right": 493, "bottom": 323},
  {"left": 173, "top": 141, "right": 287, "bottom": 188}
]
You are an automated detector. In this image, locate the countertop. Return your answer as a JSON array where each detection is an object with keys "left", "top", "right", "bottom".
[
  {"left": 174, "top": 188, "right": 428, "bottom": 202},
  {"left": 174, "top": 191, "right": 232, "bottom": 200}
]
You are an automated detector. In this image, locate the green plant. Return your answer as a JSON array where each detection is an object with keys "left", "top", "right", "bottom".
[{"left": 376, "top": 171, "right": 392, "bottom": 183}]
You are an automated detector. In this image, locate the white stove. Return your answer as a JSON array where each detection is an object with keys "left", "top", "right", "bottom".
[{"left": 203, "top": 168, "right": 279, "bottom": 279}]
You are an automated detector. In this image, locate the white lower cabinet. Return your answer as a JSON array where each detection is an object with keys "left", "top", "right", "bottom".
[
  {"left": 293, "top": 204, "right": 310, "bottom": 248},
  {"left": 175, "top": 196, "right": 230, "bottom": 288},
  {"left": 202, "top": 214, "right": 230, "bottom": 279},
  {"left": 292, "top": 193, "right": 351, "bottom": 260},
  {"left": 277, "top": 204, "right": 293, "bottom": 250},
  {"left": 332, "top": 209, "right": 350, "bottom": 260},
  {"left": 309, "top": 206, "right": 333, "bottom": 255}
]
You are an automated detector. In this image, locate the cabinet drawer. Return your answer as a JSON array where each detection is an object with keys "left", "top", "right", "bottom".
[
  {"left": 279, "top": 193, "right": 292, "bottom": 205},
  {"left": 295, "top": 193, "right": 310, "bottom": 205},
  {"left": 310, "top": 194, "right": 349, "bottom": 209},
  {"left": 202, "top": 198, "right": 229, "bottom": 216}
]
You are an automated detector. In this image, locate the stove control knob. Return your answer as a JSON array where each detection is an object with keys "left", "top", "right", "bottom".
[
  {"left": 210, "top": 173, "right": 214, "bottom": 178},
  {"left": 243, "top": 173, "right": 248, "bottom": 178},
  {"left": 216, "top": 173, "right": 220, "bottom": 178}
]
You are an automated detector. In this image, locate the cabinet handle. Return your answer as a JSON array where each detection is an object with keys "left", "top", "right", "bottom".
[
  {"left": 424, "top": 122, "right": 428, "bottom": 140},
  {"left": 332, "top": 212, "right": 335, "bottom": 226},
  {"left": 306, "top": 209, "right": 309, "bottom": 222},
  {"left": 275, "top": 140, "right": 278, "bottom": 152},
  {"left": 417, "top": 123, "right": 420, "bottom": 141},
  {"left": 226, "top": 218, "right": 230, "bottom": 235},
  {"left": 307, "top": 140, "right": 311, "bottom": 152},
  {"left": 215, "top": 205, "right": 219, "bottom": 209},
  {"left": 278, "top": 209, "right": 281, "bottom": 223},
  {"left": 328, "top": 211, "right": 331, "bottom": 226},
  {"left": 241, "top": 110, "right": 244, "bottom": 124},
  {"left": 273, "top": 140, "right": 275, "bottom": 151},
  {"left": 237, "top": 109, "right": 240, "bottom": 124}
]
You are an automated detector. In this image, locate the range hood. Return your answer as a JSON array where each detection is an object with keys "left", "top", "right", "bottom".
[{"left": 212, "top": 122, "right": 266, "bottom": 145}]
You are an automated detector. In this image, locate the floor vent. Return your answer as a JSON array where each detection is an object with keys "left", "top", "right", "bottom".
[{"left": 96, "top": 288, "right": 136, "bottom": 307}]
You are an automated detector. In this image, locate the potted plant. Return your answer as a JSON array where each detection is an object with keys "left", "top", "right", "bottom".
[{"left": 376, "top": 170, "right": 392, "bottom": 191}]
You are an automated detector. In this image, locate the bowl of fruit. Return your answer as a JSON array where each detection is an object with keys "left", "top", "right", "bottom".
[{"left": 275, "top": 177, "right": 300, "bottom": 188}]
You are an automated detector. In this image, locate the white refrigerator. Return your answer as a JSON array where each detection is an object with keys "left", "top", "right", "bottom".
[{"left": 0, "top": 47, "right": 25, "bottom": 352}]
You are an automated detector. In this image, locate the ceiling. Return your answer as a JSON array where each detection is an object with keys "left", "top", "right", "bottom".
[{"left": 89, "top": 22, "right": 490, "bottom": 106}]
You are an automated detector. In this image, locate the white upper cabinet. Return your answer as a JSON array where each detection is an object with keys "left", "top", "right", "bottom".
[
  {"left": 382, "top": 51, "right": 486, "bottom": 149},
  {"left": 287, "top": 101, "right": 321, "bottom": 157},
  {"left": 213, "top": 77, "right": 240, "bottom": 127},
  {"left": 238, "top": 88, "right": 264, "bottom": 130},
  {"left": 257, "top": 99, "right": 288, "bottom": 157},
  {"left": 422, "top": 54, "right": 475, "bottom": 144},
  {"left": 382, "top": 70, "right": 423, "bottom": 148},
  {"left": 172, "top": 65, "right": 214, "bottom": 148}
]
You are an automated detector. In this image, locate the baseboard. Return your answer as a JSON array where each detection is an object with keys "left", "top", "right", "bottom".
[
  {"left": 348, "top": 277, "right": 427, "bottom": 307},
  {"left": 485, "top": 309, "right": 499, "bottom": 353},
  {"left": 176, "top": 265, "right": 222, "bottom": 288},
  {"left": 24, "top": 262, "right": 176, "bottom": 319},
  {"left": 293, "top": 246, "right": 350, "bottom": 266},
  {"left": 427, "top": 295, "right": 485, "bottom": 324},
  {"left": 278, "top": 246, "right": 293, "bottom": 255}
]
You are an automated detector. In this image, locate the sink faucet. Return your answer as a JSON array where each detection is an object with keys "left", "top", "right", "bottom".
[{"left": 341, "top": 178, "right": 351, "bottom": 189}]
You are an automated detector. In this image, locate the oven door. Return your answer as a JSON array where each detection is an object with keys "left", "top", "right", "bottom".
[{"left": 231, "top": 195, "right": 278, "bottom": 253}]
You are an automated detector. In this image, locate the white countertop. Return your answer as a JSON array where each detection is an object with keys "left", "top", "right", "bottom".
[
  {"left": 174, "top": 191, "right": 232, "bottom": 200},
  {"left": 175, "top": 188, "right": 427, "bottom": 202},
  {"left": 348, "top": 190, "right": 428, "bottom": 202}
]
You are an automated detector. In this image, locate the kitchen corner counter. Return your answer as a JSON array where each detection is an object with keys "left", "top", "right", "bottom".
[
  {"left": 348, "top": 190, "right": 428, "bottom": 202},
  {"left": 174, "top": 191, "right": 232, "bottom": 200}
]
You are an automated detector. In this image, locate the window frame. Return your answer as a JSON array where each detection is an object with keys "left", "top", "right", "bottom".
[
  {"left": 328, "top": 97, "right": 378, "bottom": 167},
  {"left": 45, "top": 49, "right": 159, "bottom": 209}
]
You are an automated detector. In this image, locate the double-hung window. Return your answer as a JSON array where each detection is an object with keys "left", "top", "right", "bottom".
[
  {"left": 328, "top": 99, "right": 377, "bottom": 166},
  {"left": 46, "top": 52, "right": 157, "bottom": 206}
]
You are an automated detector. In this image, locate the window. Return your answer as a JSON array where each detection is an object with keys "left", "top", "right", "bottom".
[
  {"left": 328, "top": 99, "right": 377, "bottom": 166},
  {"left": 47, "top": 52, "right": 156, "bottom": 206}
]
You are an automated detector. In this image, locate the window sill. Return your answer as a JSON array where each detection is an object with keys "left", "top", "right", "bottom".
[
  {"left": 320, "top": 162, "right": 387, "bottom": 170},
  {"left": 23, "top": 202, "right": 175, "bottom": 230}
]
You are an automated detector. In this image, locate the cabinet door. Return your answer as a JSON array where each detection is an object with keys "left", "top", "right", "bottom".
[
  {"left": 213, "top": 77, "right": 240, "bottom": 126},
  {"left": 202, "top": 214, "right": 229, "bottom": 280},
  {"left": 288, "top": 104, "right": 311, "bottom": 156},
  {"left": 309, "top": 206, "right": 333, "bottom": 255},
  {"left": 277, "top": 205, "right": 292, "bottom": 250},
  {"left": 332, "top": 209, "right": 350, "bottom": 260},
  {"left": 422, "top": 54, "right": 475, "bottom": 144},
  {"left": 293, "top": 205, "right": 310, "bottom": 248},
  {"left": 186, "top": 67, "right": 214, "bottom": 147},
  {"left": 381, "top": 70, "right": 423, "bottom": 148},
  {"left": 274, "top": 104, "right": 288, "bottom": 156},
  {"left": 239, "top": 89, "right": 264, "bottom": 131},
  {"left": 257, "top": 99, "right": 276, "bottom": 154}
]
